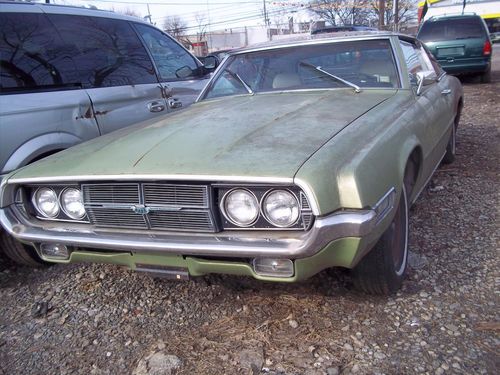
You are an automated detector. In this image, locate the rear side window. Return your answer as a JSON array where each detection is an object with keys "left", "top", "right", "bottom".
[
  {"left": 418, "top": 17, "right": 486, "bottom": 42},
  {"left": 47, "top": 14, "right": 157, "bottom": 88},
  {"left": 0, "top": 12, "right": 80, "bottom": 93}
]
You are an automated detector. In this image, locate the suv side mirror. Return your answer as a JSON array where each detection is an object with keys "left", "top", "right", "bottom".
[{"left": 416, "top": 70, "right": 437, "bottom": 95}]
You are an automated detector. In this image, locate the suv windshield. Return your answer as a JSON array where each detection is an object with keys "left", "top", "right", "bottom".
[
  {"left": 202, "top": 39, "right": 398, "bottom": 100},
  {"left": 418, "top": 17, "right": 486, "bottom": 42}
]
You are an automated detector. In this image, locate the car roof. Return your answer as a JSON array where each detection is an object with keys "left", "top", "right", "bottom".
[
  {"left": 0, "top": 0, "right": 149, "bottom": 24},
  {"left": 227, "top": 31, "right": 411, "bottom": 55},
  {"left": 426, "top": 13, "right": 482, "bottom": 21}
]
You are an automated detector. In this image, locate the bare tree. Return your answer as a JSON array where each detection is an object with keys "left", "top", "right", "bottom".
[
  {"left": 110, "top": 6, "right": 141, "bottom": 19},
  {"left": 308, "top": 0, "right": 372, "bottom": 26},
  {"left": 194, "top": 12, "right": 208, "bottom": 42},
  {"left": 370, "top": 0, "right": 417, "bottom": 30},
  {"left": 163, "top": 15, "right": 189, "bottom": 45}
]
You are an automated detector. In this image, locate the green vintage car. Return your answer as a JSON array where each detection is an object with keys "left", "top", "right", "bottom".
[{"left": 0, "top": 33, "right": 463, "bottom": 294}]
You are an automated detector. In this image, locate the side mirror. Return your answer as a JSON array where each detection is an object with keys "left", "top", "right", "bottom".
[
  {"left": 416, "top": 70, "right": 437, "bottom": 95},
  {"left": 202, "top": 55, "right": 218, "bottom": 71},
  {"left": 175, "top": 66, "right": 194, "bottom": 79}
]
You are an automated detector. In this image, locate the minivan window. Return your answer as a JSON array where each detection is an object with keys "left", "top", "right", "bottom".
[
  {"left": 47, "top": 14, "right": 157, "bottom": 88},
  {"left": 0, "top": 13, "right": 80, "bottom": 93},
  {"left": 134, "top": 24, "right": 199, "bottom": 80},
  {"left": 418, "top": 18, "right": 486, "bottom": 42}
]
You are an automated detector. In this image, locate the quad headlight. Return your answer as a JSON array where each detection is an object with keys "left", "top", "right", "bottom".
[
  {"left": 222, "top": 189, "right": 259, "bottom": 226},
  {"left": 61, "top": 188, "right": 86, "bottom": 219},
  {"left": 32, "top": 187, "right": 86, "bottom": 221},
  {"left": 220, "top": 187, "right": 309, "bottom": 229},
  {"left": 33, "top": 188, "right": 60, "bottom": 218},
  {"left": 263, "top": 190, "right": 300, "bottom": 227}
]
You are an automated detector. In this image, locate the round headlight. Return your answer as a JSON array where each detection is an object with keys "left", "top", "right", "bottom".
[
  {"left": 34, "top": 188, "right": 60, "bottom": 218},
  {"left": 223, "top": 189, "right": 259, "bottom": 226},
  {"left": 263, "top": 190, "right": 300, "bottom": 227},
  {"left": 61, "top": 188, "right": 86, "bottom": 220}
]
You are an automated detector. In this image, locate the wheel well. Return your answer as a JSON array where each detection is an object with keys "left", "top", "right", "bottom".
[
  {"left": 29, "top": 149, "right": 64, "bottom": 165},
  {"left": 404, "top": 147, "right": 422, "bottom": 198}
]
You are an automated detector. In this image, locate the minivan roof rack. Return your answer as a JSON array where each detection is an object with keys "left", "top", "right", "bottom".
[{"left": 429, "top": 12, "right": 477, "bottom": 20}]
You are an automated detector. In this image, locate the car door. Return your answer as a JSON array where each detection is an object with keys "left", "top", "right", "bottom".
[
  {"left": 47, "top": 14, "right": 168, "bottom": 135},
  {"left": 133, "top": 24, "right": 211, "bottom": 112},
  {"left": 399, "top": 40, "right": 451, "bottom": 179},
  {"left": 0, "top": 9, "right": 100, "bottom": 175}
]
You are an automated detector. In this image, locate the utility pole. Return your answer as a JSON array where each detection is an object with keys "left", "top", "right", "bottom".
[
  {"left": 378, "top": 0, "right": 385, "bottom": 29},
  {"left": 263, "top": 0, "right": 270, "bottom": 40},
  {"left": 144, "top": 3, "right": 153, "bottom": 24},
  {"left": 393, "top": 0, "right": 399, "bottom": 31}
]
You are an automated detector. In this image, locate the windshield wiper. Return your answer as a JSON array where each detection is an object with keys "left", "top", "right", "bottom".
[
  {"left": 226, "top": 70, "right": 253, "bottom": 94},
  {"left": 300, "top": 61, "right": 361, "bottom": 93}
]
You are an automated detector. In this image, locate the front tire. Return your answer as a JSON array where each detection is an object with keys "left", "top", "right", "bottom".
[
  {"left": 352, "top": 185, "right": 409, "bottom": 295},
  {"left": 0, "top": 230, "right": 47, "bottom": 267},
  {"left": 442, "top": 121, "right": 456, "bottom": 164}
]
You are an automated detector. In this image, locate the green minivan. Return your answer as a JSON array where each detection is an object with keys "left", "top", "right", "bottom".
[{"left": 418, "top": 14, "right": 492, "bottom": 83}]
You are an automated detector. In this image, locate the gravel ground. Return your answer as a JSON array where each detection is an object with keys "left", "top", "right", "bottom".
[{"left": 1, "top": 49, "right": 499, "bottom": 375}]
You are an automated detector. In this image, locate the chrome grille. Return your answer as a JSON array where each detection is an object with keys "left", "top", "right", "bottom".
[
  {"left": 149, "top": 210, "right": 214, "bottom": 232},
  {"left": 143, "top": 184, "right": 208, "bottom": 207},
  {"left": 86, "top": 207, "right": 147, "bottom": 229},
  {"left": 82, "top": 184, "right": 140, "bottom": 204},
  {"left": 300, "top": 192, "right": 311, "bottom": 211},
  {"left": 83, "top": 183, "right": 215, "bottom": 232}
]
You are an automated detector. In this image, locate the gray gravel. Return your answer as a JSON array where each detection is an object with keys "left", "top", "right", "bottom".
[{"left": 1, "top": 49, "right": 499, "bottom": 375}]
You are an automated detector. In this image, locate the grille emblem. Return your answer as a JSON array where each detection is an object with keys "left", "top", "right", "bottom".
[{"left": 131, "top": 205, "right": 150, "bottom": 215}]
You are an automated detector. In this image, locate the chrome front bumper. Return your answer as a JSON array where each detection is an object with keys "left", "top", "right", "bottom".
[{"left": 0, "top": 205, "right": 380, "bottom": 259}]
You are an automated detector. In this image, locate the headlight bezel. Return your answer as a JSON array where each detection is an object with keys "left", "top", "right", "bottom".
[
  {"left": 220, "top": 188, "right": 260, "bottom": 227},
  {"left": 32, "top": 187, "right": 60, "bottom": 219},
  {"left": 218, "top": 186, "right": 313, "bottom": 230},
  {"left": 261, "top": 189, "right": 301, "bottom": 228},
  {"left": 60, "top": 187, "right": 86, "bottom": 220},
  {"left": 28, "top": 185, "right": 88, "bottom": 223}
]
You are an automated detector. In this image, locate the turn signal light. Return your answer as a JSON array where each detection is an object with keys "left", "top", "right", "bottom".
[
  {"left": 253, "top": 258, "right": 294, "bottom": 277},
  {"left": 39, "top": 243, "right": 69, "bottom": 259}
]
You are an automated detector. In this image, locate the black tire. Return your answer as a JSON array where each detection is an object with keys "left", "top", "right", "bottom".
[
  {"left": 352, "top": 185, "right": 409, "bottom": 295},
  {"left": 442, "top": 121, "right": 456, "bottom": 164},
  {"left": 480, "top": 68, "right": 491, "bottom": 83},
  {"left": 0, "top": 230, "right": 47, "bottom": 267}
]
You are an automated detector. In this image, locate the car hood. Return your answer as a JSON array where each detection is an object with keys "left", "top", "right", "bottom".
[{"left": 11, "top": 90, "right": 396, "bottom": 183}]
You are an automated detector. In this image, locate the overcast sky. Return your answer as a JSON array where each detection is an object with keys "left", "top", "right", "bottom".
[{"left": 46, "top": 0, "right": 314, "bottom": 33}]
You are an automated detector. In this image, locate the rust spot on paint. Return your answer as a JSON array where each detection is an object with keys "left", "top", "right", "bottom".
[{"left": 75, "top": 107, "right": 94, "bottom": 120}]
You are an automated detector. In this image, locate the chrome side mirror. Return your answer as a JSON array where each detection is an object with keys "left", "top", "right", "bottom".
[{"left": 416, "top": 70, "right": 437, "bottom": 95}]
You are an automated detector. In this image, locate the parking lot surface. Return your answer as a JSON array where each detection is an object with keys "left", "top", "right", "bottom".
[{"left": 0, "top": 47, "right": 499, "bottom": 375}]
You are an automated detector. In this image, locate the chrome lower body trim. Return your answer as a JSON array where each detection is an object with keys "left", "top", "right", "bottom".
[{"left": 0, "top": 205, "right": 377, "bottom": 259}]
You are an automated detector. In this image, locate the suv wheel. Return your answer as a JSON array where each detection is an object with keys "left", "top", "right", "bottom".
[
  {"left": 352, "top": 185, "right": 409, "bottom": 295},
  {"left": 0, "top": 230, "right": 48, "bottom": 267},
  {"left": 480, "top": 68, "right": 491, "bottom": 83}
]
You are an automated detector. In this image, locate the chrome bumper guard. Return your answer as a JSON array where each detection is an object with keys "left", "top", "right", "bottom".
[{"left": 0, "top": 206, "right": 380, "bottom": 259}]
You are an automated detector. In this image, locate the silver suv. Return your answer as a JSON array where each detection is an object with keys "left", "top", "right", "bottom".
[{"left": 0, "top": 2, "right": 216, "bottom": 265}]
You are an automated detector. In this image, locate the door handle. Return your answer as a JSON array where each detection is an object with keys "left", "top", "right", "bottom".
[
  {"left": 147, "top": 101, "right": 166, "bottom": 113},
  {"left": 167, "top": 98, "right": 183, "bottom": 109},
  {"left": 441, "top": 89, "right": 452, "bottom": 95}
]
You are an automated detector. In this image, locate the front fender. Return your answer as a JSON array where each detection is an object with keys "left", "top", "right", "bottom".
[
  {"left": 295, "top": 91, "right": 416, "bottom": 216},
  {"left": 1, "top": 132, "right": 84, "bottom": 175}
]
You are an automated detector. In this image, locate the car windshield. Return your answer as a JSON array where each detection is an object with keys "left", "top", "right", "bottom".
[
  {"left": 202, "top": 39, "right": 399, "bottom": 100},
  {"left": 418, "top": 18, "right": 486, "bottom": 42}
]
